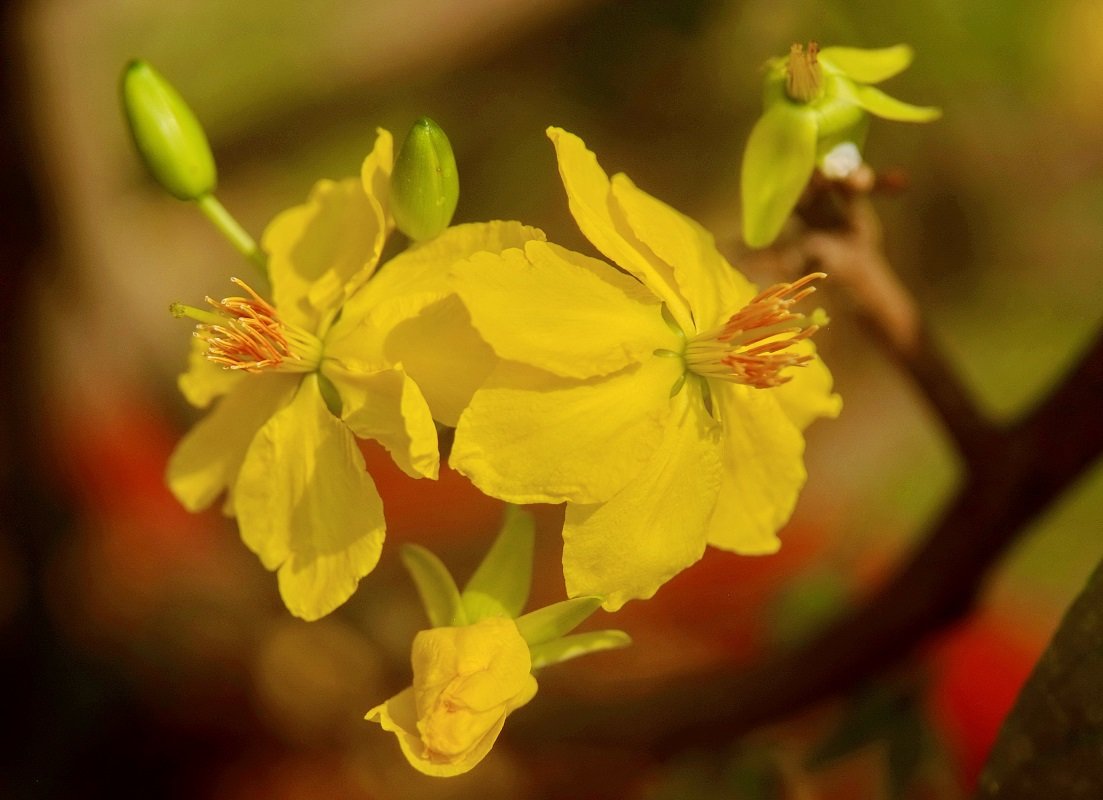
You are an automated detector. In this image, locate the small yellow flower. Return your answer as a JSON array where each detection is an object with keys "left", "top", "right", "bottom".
[
  {"left": 166, "top": 129, "right": 542, "bottom": 620},
  {"left": 449, "top": 128, "right": 842, "bottom": 610},
  {"left": 367, "top": 617, "right": 538, "bottom": 777}
]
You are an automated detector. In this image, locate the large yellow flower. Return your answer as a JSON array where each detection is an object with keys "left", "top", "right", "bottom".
[
  {"left": 450, "top": 128, "right": 842, "bottom": 610},
  {"left": 167, "top": 129, "right": 542, "bottom": 620}
]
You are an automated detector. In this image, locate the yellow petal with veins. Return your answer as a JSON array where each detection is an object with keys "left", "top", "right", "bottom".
[
  {"left": 451, "top": 355, "right": 682, "bottom": 505},
  {"left": 234, "top": 374, "right": 386, "bottom": 620},
  {"left": 166, "top": 373, "right": 298, "bottom": 512},
  {"left": 547, "top": 127, "right": 694, "bottom": 330},
  {"left": 563, "top": 388, "right": 721, "bottom": 610},
  {"left": 453, "top": 240, "right": 671, "bottom": 380},
  {"left": 325, "top": 360, "right": 440, "bottom": 480},
  {"left": 610, "top": 172, "right": 756, "bottom": 333},
  {"left": 706, "top": 382, "right": 806, "bottom": 554}
]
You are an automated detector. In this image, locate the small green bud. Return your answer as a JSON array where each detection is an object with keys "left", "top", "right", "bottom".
[
  {"left": 390, "top": 117, "right": 459, "bottom": 241},
  {"left": 741, "top": 42, "right": 939, "bottom": 248},
  {"left": 121, "top": 60, "right": 216, "bottom": 201}
]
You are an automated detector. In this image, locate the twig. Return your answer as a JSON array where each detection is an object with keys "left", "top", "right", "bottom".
[{"left": 798, "top": 183, "right": 1001, "bottom": 463}]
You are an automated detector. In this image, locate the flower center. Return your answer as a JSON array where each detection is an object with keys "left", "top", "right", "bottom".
[
  {"left": 683, "top": 273, "right": 826, "bottom": 389},
  {"left": 786, "top": 41, "right": 823, "bottom": 104},
  {"left": 171, "top": 278, "right": 322, "bottom": 373}
]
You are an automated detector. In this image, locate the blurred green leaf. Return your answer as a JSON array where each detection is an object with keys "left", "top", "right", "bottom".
[
  {"left": 807, "top": 683, "right": 929, "bottom": 798},
  {"left": 400, "top": 544, "right": 466, "bottom": 628},
  {"left": 461, "top": 505, "right": 534, "bottom": 622},
  {"left": 768, "top": 570, "right": 851, "bottom": 648},
  {"left": 807, "top": 685, "right": 906, "bottom": 767},
  {"left": 724, "top": 748, "right": 785, "bottom": 800},
  {"left": 886, "top": 709, "right": 926, "bottom": 800}
]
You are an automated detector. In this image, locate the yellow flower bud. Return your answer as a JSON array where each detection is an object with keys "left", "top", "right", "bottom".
[
  {"left": 121, "top": 60, "right": 216, "bottom": 201},
  {"left": 390, "top": 117, "right": 460, "bottom": 241},
  {"left": 366, "top": 616, "right": 537, "bottom": 776}
]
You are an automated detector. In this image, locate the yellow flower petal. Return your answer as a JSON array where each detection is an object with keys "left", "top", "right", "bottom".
[
  {"left": 177, "top": 336, "right": 243, "bottom": 409},
  {"left": 324, "top": 360, "right": 440, "bottom": 480},
  {"left": 706, "top": 383, "right": 807, "bottom": 555},
  {"left": 451, "top": 355, "right": 682, "bottom": 504},
  {"left": 453, "top": 240, "right": 672, "bottom": 379},
  {"left": 262, "top": 176, "right": 384, "bottom": 331},
  {"left": 383, "top": 295, "right": 495, "bottom": 427},
  {"left": 547, "top": 127, "right": 694, "bottom": 329},
  {"left": 770, "top": 340, "right": 843, "bottom": 431},
  {"left": 563, "top": 390, "right": 722, "bottom": 610},
  {"left": 610, "top": 172, "right": 756, "bottom": 331},
  {"left": 234, "top": 374, "right": 386, "bottom": 621},
  {"left": 334, "top": 220, "right": 547, "bottom": 342},
  {"left": 370, "top": 687, "right": 513, "bottom": 777},
  {"left": 166, "top": 374, "right": 298, "bottom": 512},
  {"left": 359, "top": 126, "right": 395, "bottom": 252},
  {"left": 323, "top": 222, "right": 546, "bottom": 424}
]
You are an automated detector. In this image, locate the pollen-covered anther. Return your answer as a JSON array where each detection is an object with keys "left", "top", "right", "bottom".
[
  {"left": 786, "top": 41, "right": 823, "bottom": 104},
  {"left": 684, "top": 272, "right": 826, "bottom": 389},
  {"left": 190, "top": 278, "right": 321, "bottom": 373}
]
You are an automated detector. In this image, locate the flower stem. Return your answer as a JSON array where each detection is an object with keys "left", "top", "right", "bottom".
[{"left": 196, "top": 193, "right": 267, "bottom": 276}]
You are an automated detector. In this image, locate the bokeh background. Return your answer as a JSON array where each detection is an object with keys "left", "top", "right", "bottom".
[{"left": 3, "top": 0, "right": 1102, "bottom": 797}]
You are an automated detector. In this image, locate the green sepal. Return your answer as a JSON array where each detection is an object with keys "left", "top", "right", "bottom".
[
  {"left": 461, "top": 505, "right": 535, "bottom": 622},
  {"left": 529, "top": 630, "right": 631, "bottom": 669},
  {"left": 120, "top": 60, "right": 217, "bottom": 201},
  {"left": 818, "top": 45, "right": 914, "bottom": 84},
  {"left": 390, "top": 117, "right": 460, "bottom": 242},
  {"left": 852, "top": 84, "right": 941, "bottom": 122},
  {"left": 811, "top": 76, "right": 868, "bottom": 141},
  {"left": 741, "top": 102, "right": 818, "bottom": 248},
  {"left": 400, "top": 544, "right": 467, "bottom": 627},
  {"left": 515, "top": 596, "right": 603, "bottom": 646}
]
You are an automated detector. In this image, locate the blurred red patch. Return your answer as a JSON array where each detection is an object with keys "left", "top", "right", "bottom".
[{"left": 927, "top": 610, "right": 1044, "bottom": 788}]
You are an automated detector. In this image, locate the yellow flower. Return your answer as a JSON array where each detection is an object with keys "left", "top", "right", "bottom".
[
  {"left": 367, "top": 616, "right": 538, "bottom": 777},
  {"left": 166, "top": 128, "right": 542, "bottom": 620},
  {"left": 449, "top": 128, "right": 842, "bottom": 610}
]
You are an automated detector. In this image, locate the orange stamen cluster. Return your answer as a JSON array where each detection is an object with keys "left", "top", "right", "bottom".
[
  {"left": 685, "top": 273, "right": 825, "bottom": 389},
  {"left": 195, "top": 278, "right": 318, "bottom": 373}
]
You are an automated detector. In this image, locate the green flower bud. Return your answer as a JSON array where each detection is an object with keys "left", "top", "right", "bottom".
[
  {"left": 390, "top": 117, "right": 459, "bottom": 241},
  {"left": 121, "top": 60, "right": 216, "bottom": 201}
]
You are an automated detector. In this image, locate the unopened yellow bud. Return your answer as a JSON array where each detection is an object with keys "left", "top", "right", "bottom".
[
  {"left": 390, "top": 117, "right": 459, "bottom": 241},
  {"left": 121, "top": 60, "right": 216, "bottom": 201}
]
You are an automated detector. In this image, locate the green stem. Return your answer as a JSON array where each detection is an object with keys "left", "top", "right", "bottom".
[{"left": 196, "top": 194, "right": 267, "bottom": 275}]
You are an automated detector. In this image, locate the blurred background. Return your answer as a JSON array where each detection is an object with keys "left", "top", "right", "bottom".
[{"left": 3, "top": 0, "right": 1102, "bottom": 797}]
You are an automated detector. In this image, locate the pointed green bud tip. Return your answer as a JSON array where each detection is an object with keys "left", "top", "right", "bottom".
[
  {"left": 390, "top": 117, "right": 459, "bottom": 241},
  {"left": 121, "top": 60, "right": 216, "bottom": 201}
]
